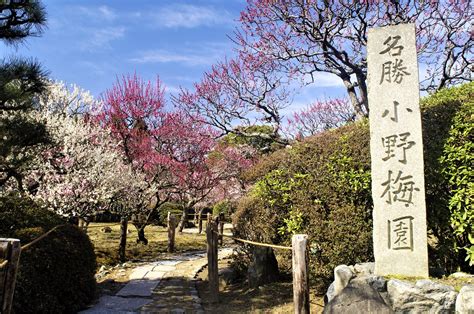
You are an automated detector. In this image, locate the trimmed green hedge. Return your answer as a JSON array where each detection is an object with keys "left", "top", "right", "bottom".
[
  {"left": 233, "top": 82, "right": 473, "bottom": 292},
  {"left": 157, "top": 202, "right": 184, "bottom": 226},
  {"left": 0, "top": 195, "right": 96, "bottom": 313}
]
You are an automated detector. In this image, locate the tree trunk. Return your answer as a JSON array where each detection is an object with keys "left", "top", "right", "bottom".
[
  {"left": 119, "top": 216, "right": 128, "bottom": 263},
  {"left": 136, "top": 224, "right": 148, "bottom": 245},
  {"left": 342, "top": 75, "right": 366, "bottom": 120},
  {"left": 133, "top": 207, "right": 157, "bottom": 245}
]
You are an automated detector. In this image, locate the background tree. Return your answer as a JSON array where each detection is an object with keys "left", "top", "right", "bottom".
[
  {"left": 285, "top": 98, "right": 354, "bottom": 139},
  {"left": 0, "top": 0, "right": 49, "bottom": 191},
  {"left": 236, "top": 0, "right": 473, "bottom": 118},
  {"left": 174, "top": 52, "right": 291, "bottom": 144}
]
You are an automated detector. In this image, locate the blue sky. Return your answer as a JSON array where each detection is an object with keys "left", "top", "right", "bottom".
[{"left": 1, "top": 0, "right": 346, "bottom": 113}]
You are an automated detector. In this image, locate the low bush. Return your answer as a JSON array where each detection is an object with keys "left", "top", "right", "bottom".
[
  {"left": 233, "top": 82, "right": 473, "bottom": 292},
  {"left": 0, "top": 194, "right": 96, "bottom": 313},
  {"left": 156, "top": 202, "right": 184, "bottom": 226},
  {"left": 212, "top": 199, "right": 236, "bottom": 221}
]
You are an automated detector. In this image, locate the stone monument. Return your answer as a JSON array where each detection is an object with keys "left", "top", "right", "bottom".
[{"left": 367, "top": 23, "right": 428, "bottom": 277}]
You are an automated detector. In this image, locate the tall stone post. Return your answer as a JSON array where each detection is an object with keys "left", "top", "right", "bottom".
[{"left": 367, "top": 23, "right": 428, "bottom": 277}]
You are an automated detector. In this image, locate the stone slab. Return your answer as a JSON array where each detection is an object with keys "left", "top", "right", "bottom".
[
  {"left": 116, "top": 279, "right": 161, "bottom": 297},
  {"left": 79, "top": 295, "right": 151, "bottom": 313},
  {"left": 154, "top": 260, "right": 181, "bottom": 266},
  {"left": 145, "top": 271, "right": 165, "bottom": 281},
  {"left": 367, "top": 23, "right": 428, "bottom": 277},
  {"left": 152, "top": 265, "right": 176, "bottom": 272},
  {"left": 129, "top": 265, "right": 155, "bottom": 280}
]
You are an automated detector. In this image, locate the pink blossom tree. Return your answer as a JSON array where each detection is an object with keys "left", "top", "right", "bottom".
[
  {"left": 99, "top": 74, "right": 260, "bottom": 237},
  {"left": 236, "top": 0, "right": 473, "bottom": 118},
  {"left": 285, "top": 98, "right": 355, "bottom": 139},
  {"left": 97, "top": 74, "right": 173, "bottom": 244},
  {"left": 157, "top": 111, "right": 258, "bottom": 231}
]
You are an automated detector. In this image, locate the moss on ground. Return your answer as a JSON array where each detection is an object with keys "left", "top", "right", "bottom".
[{"left": 87, "top": 222, "right": 208, "bottom": 266}]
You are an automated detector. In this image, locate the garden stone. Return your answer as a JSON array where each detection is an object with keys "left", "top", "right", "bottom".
[
  {"left": 365, "top": 276, "right": 387, "bottom": 292},
  {"left": 387, "top": 279, "right": 457, "bottom": 312},
  {"left": 247, "top": 246, "right": 279, "bottom": 288},
  {"left": 323, "top": 276, "right": 392, "bottom": 314},
  {"left": 101, "top": 226, "right": 112, "bottom": 233},
  {"left": 218, "top": 267, "right": 238, "bottom": 287},
  {"left": 354, "top": 262, "right": 374, "bottom": 276},
  {"left": 324, "top": 282, "right": 335, "bottom": 304},
  {"left": 456, "top": 285, "right": 474, "bottom": 314},
  {"left": 334, "top": 265, "right": 355, "bottom": 296}
]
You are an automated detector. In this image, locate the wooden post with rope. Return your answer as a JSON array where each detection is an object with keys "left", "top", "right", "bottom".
[
  {"left": 292, "top": 234, "right": 310, "bottom": 314},
  {"left": 167, "top": 212, "right": 177, "bottom": 253},
  {"left": 1, "top": 238, "right": 21, "bottom": 314},
  {"left": 206, "top": 215, "right": 219, "bottom": 303}
]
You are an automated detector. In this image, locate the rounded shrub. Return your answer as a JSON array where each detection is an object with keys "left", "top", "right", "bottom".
[
  {"left": 233, "top": 82, "right": 473, "bottom": 292},
  {"left": 0, "top": 194, "right": 96, "bottom": 313},
  {"left": 234, "top": 122, "right": 373, "bottom": 291}
]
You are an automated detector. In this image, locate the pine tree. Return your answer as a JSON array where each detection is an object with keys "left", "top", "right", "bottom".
[{"left": 0, "top": 0, "right": 49, "bottom": 191}]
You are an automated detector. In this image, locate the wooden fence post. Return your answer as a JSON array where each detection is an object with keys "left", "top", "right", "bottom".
[
  {"left": 218, "top": 213, "right": 224, "bottom": 246},
  {"left": 167, "top": 212, "right": 177, "bottom": 253},
  {"left": 1, "top": 239, "right": 21, "bottom": 314},
  {"left": 198, "top": 210, "right": 203, "bottom": 234},
  {"left": 206, "top": 217, "right": 219, "bottom": 303},
  {"left": 292, "top": 234, "right": 309, "bottom": 314},
  {"left": 118, "top": 216, "right": 128, "bottom": 263}
]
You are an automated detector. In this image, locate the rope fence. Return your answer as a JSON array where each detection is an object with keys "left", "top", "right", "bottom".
[
  {"left": 212, "top": 230, "right": 292, "bottom": 250},
  {"left": 85, "top": 223, "right": 121, "bottom": 229},
  {"left": 205, "top": 218, "right": 310, "bottom": 312},
  {"left": 0, "top": 260, "right": 7, "bottom": 270}
]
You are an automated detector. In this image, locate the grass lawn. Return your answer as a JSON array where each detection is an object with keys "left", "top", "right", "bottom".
[{"left": 87, "top": 222, "right": 208, "bottom": 266}]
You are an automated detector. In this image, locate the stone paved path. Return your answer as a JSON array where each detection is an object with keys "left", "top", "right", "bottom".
[{"left": 81, "top": 248, "right": 233, "bottom": 314}]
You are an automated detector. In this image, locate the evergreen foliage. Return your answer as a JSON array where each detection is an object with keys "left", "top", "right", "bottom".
[{"left": 0, "top": 1, "right": 49, "bottom": 191}]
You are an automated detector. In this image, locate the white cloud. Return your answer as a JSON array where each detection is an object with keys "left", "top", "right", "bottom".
[
  {"left": 98, "top": 5, "right": 117, "bottom": 21},
  {"left": 130, "top": 42, "right": 232, "bottom": 66},
  {"left": 150, "top": 4, "right": 232, "bottom": 28},
  {"left": 130, "top": 50, "right": 212, "bottom": 66},
  {"left": 76, "top": 5, "right": 117, "bottom": 22},
  {"left": 303, "top": 72, "right": 344, "bottom": 87},
  {"left": 164, "top": 84, "right": 182, "bottom": 95},
  {"left": 80, "top": 27, "right": 126, "bottom": 51}
]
